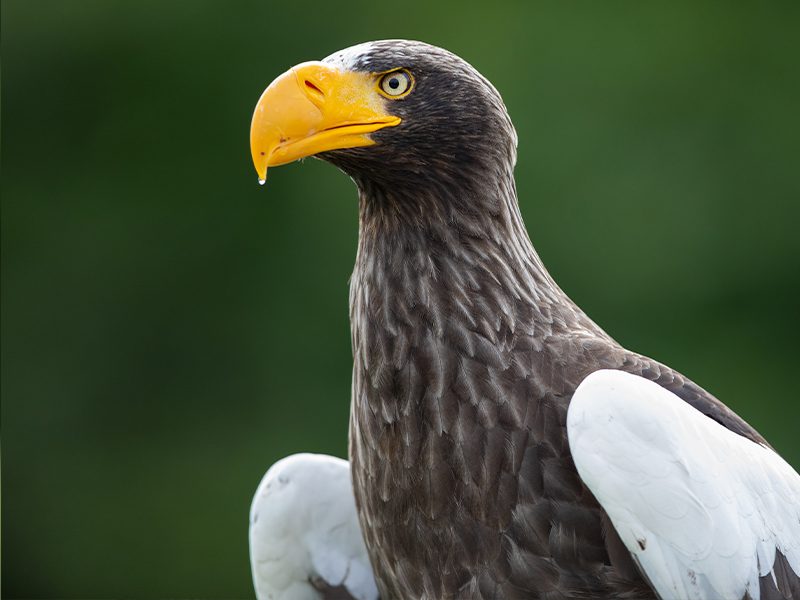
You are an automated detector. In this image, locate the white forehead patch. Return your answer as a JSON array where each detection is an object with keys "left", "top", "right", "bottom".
[{"left": 322, "top": 41, "right": 379, "bottom": 71}]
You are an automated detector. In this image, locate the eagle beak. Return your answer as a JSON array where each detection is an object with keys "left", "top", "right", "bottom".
[{"left": 250, "top": 62, "right": 401, "bottom": 183}]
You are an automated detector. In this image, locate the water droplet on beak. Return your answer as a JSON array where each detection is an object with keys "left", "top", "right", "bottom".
[{"left": 258, "top": 178, "right": 266, "bottom": 186}]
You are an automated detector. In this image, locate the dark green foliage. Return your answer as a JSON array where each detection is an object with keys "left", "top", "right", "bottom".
[{"left": 2, "top": 1, "right": 798, "bottom": 597}]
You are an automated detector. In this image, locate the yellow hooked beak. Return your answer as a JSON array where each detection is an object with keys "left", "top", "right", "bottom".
[{"left": 250, "top": 62, "right": 401, "bottom": 183}]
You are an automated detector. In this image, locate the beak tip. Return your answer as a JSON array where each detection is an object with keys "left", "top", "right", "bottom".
[{"left": 253, "top": 154, "right": 269, "bottom": 185}]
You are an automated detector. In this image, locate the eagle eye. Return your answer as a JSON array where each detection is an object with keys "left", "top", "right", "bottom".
[{"left": 378, "top": 70, "right": 413, "bottom": 98}]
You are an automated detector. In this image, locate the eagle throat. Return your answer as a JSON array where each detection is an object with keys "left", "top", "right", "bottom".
[{"left": 349, "top": 162, "right": 604, "bottom": 363}]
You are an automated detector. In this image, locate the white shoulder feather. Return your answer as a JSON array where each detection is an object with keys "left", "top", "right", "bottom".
[
  {"left": 567, "top": 369, "right": 800, "bottom": 600},
  {"left": 249, "top": 453, "right": 379, "bottom": 600}
]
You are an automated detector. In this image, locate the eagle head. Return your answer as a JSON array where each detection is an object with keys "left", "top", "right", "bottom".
[{"left": 250, "top": 40, "right": 516, "bottom": 194}]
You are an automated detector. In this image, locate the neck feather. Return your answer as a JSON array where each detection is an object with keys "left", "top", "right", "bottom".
[
  {"left": 348, "top": 165, "right": 609, "bottom": 431},
  {"left": 352, "top": 167, "right": 573, "bottom": 318}
]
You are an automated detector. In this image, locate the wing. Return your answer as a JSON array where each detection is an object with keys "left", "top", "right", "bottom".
[
  {"left": 249, "top": 453, "right": 379, "bottom": 600},
  {"left": 567, "top": 369, "right": 800, "bottom": 600},
  {"left": 616, "top": 350, "right": 768, "bottom": 446}
]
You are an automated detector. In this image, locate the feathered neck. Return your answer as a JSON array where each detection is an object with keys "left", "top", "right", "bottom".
[
  {"left": 351, "top": 166, "right": 577, "bottom": 319},
  {"left": 347, "top": 163, "right": 608, "bottom": 423}
]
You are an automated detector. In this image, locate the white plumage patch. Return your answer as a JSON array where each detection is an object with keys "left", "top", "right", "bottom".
[
  {"left": 249, "top": 453, "right": 378, "bottom": 600},
  {"left": 567, "top": 369, "right": 800, "bottom": 600},
  {"left": 323, "top": 42, "right": 379, "bottom": 71}
]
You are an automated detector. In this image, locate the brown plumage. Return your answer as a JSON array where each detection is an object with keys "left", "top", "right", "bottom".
[{"left": 256, "top": 40, "right": 799, "bottom": 599}]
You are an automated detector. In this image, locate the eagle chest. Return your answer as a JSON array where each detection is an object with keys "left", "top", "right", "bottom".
[{"left": 348, "top": 276, "right": 599, "bottom": 597}]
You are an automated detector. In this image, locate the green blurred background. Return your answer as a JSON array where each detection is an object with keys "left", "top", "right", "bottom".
[{"left": 2, "top": 1, "right": 798, "bottom": 597}]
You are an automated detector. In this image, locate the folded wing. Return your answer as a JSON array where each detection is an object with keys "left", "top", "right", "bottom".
[
  {"left": 249, "top": 453, "right": 379, "bottom": 600},
  {"left": 567, "top": 370, "right": 800, "bottom": 600}
]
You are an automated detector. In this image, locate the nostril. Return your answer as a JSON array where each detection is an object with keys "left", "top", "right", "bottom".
[{"left": 304, "top": 79, "right": 324, "bottom": 99}]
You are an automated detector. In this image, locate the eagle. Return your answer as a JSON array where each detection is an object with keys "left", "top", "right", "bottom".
[{"left": 248, "top": 40, "right": 800, "bottom": 599}]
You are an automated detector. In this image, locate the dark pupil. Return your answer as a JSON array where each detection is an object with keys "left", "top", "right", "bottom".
[{"left": 388, "top": 77, "right": 400, "bottom": 90}]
